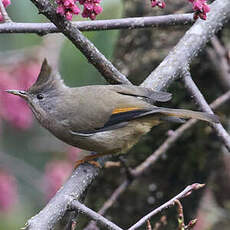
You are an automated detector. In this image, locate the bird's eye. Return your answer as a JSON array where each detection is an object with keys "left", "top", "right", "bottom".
[{"left": 37, "top": 93, "right": 44, "bottom": 100}]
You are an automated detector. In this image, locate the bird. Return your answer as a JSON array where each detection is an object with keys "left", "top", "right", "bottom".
[{"left": 6, "top": 59, "right": 219, "bottom": 166}]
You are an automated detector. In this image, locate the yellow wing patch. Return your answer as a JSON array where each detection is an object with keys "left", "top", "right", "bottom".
[{"left": 112, "top": 107, "right": 141, "bottom": 114}]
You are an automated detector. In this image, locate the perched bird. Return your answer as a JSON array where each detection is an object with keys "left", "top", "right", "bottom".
[{"left": 7, "top": 59, "right": 219, "bottom": 165}]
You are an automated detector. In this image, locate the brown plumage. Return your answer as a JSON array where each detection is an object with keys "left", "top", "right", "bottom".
[{"left": 6, "top": 59, "right": 219, "bottom": 163}]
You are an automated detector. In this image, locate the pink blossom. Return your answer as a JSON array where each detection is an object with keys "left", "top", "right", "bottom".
[
  {"left": 43, "top": 160, "right": 73, "bottom": 200},
  {"left": 65, "top": 11, "right": 73, "bottom": 20},
  {"left": 188, "top": 0, "right": 210, "bottom": 20},
  {"left": 56, "top": 5, "right": 65, "bottom": 16},
  {"left": 150, "top": 0, "right": 166, "bottom": 9},
  {"left": 56, "top": 0, "right": 81, "bottom": 20},
  {"left": 0, "top": 170, "right": 18, "bottom": 212},
  {"left": 202, "top": 3, "right": 210, "bottom": 13},
  {"left": 2, "top": 0, "right": 11, "bottom": 8},
  {"left": 71, "top": 5, "right": 80, "bottom": 14},
  {"left": 56, "top": 0, "right": 103, "bottom": 20},
  {"left": 94, "top": 4, "right": 102, "bottom": 15},
  {"left": 84, "top": 2, "right": 94, "bottom": 10},
  {"left": 80, "top": 0, "right": 103, "bottom": 20}
]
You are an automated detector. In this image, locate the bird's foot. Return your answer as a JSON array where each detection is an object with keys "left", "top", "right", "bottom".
[{"left": 74, "top": 153, "right": 107, "bottom": 169}]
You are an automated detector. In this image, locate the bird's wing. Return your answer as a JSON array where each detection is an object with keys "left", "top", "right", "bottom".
[
  {"left": 69, "top": 108, "right": 152, "bottom": 136},
  {"left": 108, "top": 85, "right": 172, "bottom": 103},
  {"left": 68, "top": 85, "right": 172, "bottom": 136}
]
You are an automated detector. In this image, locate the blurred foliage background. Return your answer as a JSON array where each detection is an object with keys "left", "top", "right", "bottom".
[{"left": 0, "top": 0, "right": 230, "bottom": 230}]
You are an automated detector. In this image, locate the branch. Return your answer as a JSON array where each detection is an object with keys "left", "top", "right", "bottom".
[
  {"left": 207, "top": 36, "right": 230, "bottom": 90},
  {"left": 128, "top": 183, "right": 205, "bottom": 230},
  {"left": 142, "top": 0, "right": 230, "bottom": 90},
  {"left": 29, "top": 0, "right": 130, "bottom": 85},
  {"left": 69, "top": 200, "right": 123, "bottom": 230},
  {"left": 183, "top": 70, "right": 230, "bottom": 152},
  {"left": 0, "top": 14, "right": 194, "bottom": 34}
]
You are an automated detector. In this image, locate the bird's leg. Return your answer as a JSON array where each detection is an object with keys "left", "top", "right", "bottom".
[{"left": 74, "top": 152, "right": 109, "bottom": 169}]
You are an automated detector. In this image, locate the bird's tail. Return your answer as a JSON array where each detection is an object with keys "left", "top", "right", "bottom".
[{"left": 157, "top": 108, "right": 219, "bottom": 124}]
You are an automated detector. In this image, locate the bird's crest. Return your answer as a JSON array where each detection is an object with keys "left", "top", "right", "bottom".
[{"left": 28, "top": 59, "right": 64, "bottom": 94}]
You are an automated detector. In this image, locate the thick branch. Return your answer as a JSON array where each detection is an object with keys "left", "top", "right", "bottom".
[
  {"left": 29, "top": 0, "right": 130, "bottom": 85},
  {"left": 0, "top": 14, "right": 194, "bottom": 34},
  {"left": 142, "top": 0, "right": 230, "bottom": 90},
  {"left": 183, "top": 71, "right": 230, "bottom": 152}
]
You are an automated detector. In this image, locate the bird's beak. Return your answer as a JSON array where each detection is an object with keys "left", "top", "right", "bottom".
[{"left": 5, "top": 90, "right": 28, "bottom": 99}]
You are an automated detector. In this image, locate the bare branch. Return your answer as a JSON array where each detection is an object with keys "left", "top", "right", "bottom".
[
  {"left": 0, "top": 14, "right": 194, "bottom": 34},
  {"left": 69, "top": 200, "right": 123, "bottom": 230},
  {"left": 29, "top": 0, "right": 130, "bottom": 85},
  {"left": 183, "top": 70, "right": 230, "bottom": 152},
  {"left": 142, "top": 0, "right": 230, "bottom": 90},
  {"left": 0, "top": 0, "right": 11, "bottom": 22},
  {"left": 207, "top": 36, "right": 230, "bottom": 90},
  {"left": 98, "top": 180, "right": 131, "bottom": 216},
  {"left": 128, "top": 183, "right": 205, "bottom": 230},
  {"left": 84, "top": 180, "right": 131, "bottom": 230},
  {"left": 185, "top": 219, "right": 197, "bottom": 230},
  {"left": 152, "top": 216, "right": 167, "bottom": 230}
]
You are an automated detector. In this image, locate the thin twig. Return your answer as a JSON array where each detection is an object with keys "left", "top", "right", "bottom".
[
  {"left": 0, "top": 0, "right": 11, "bottom": 22},
  {"left": 29, "top": 0, "right": 131, "bottom": 85},
  {"left": 0, "top": 14, "right": 194, "bottom": 34},
  {"left": 69, "top": 200, "right": 123, "bottom": 230},
  {"left": 183, "top": 70, "right": 230, "bottom": 152},
  {"left": 153, "top": 216, "right": 167, "bottom": 230},
  {"left": 128, "top": 184, "right": 205, "bottom": 230},
  {"left": 185, "top": 219, "right": 197, "bottom": 230},
  {"left": 207, "top": 36, "right": 230, "bottom": 90},
  {"left": 84, "top": 180, "right": 131, "bottom": 230},
  {"left": 99, "top": 180, "right": 131, "bottom": 216},
  {"left": 146, "top": 220, "right": 152, "bottom": 230},
  {"left": 175, "top": 200, "right": 185, "bottom": 230}
]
